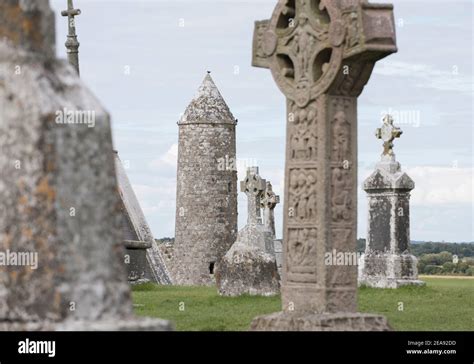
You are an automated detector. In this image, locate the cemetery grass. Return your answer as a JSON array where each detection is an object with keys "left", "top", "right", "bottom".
[{"left": 132, "top": 277, "right": 474, "bottom": 331}]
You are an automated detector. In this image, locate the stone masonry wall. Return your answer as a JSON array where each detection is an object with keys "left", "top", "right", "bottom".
[{"left": 173, "top": 122, "right": 237, "bottom": 285}]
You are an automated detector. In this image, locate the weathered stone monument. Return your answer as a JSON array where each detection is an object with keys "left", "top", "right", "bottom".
[
  {"left": 250, "top": 0, "right": 397, "bottom": 330},
  {"left": 215, "top": 167, "right": 280, "bottom": 296},
  {"left": 0, "top": 0, "right": 172, "bottom": 330},
  {"left": 358, "top": 115, "right": 423, "bottom": 288},
  {"left": 115, "top": 152, "right": 172, "bottom": 285},
  {"left": 173, "top": 73, "right": 238, "bottom": 286}
]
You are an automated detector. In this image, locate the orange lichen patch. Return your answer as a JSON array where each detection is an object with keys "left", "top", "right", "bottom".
[
  {"left": 17, "top": 178, "right": 26, "bottom": 190},
  {"left": 54, "top": 290, "right": 62, "bottom": 310},
  {"left": 0, "top": 2, "right": 46, "bottom": 53},
  {"left": 46, "top": 160, "right": 55, "bottom": 173},
  {"left": 18, "top": 195, "right": 28, "bottom": 206},
  {"left": 10, "top": 270, "right": 18, "bottom": 281},
  {"left": 21, "top": 227, "right": 33, "bottom": 240},
  {"left": 22, "top": 18, "right": 33, "bottom": 37},
  {"left": 35, "top": 177, "right": 56, "bottom": 204},
  {"left": 0, "top": 2, "right": 22, "bottom": 45},
  {"left": 35, "top": 235, "right": 51, "bottom": 251},
  {"left": 1, "top": 233, "right": 14, "bottom": 251}
]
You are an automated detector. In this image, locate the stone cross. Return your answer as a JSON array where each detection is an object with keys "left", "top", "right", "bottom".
[
  {"left": 240, "top": 167, "right": 266, "bottom": 225},
  {"left": 61, "top": 0, "right": 81, "bottom": 75},
  {"left": 376, "top": 114, "right": 402, "bottom": 156},
  {"left": 261, "top": 181, "right": 280, "bottom": 238},
  {"left": 251, "top": 0, "right": 397, "bottom": 330}
]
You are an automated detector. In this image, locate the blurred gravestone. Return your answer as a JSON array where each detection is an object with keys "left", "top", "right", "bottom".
[{"left": 0, "top": 0, "right": 172, "bottom": 330}]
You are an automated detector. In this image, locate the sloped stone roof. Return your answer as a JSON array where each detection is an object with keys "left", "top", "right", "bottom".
[
  {"left": 114, "top": 152, "right": 173, "bottom": 285},
  {"left": 179, "top": 73, "right": 236, "bottom": 125}
]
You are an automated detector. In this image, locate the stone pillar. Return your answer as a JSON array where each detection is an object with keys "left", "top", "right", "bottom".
[
  {"left": 261, "top": 181, "right": 280, "bottom": 238},
  {"left": 250, "top": 0, "right": 397, "bottom": 331},
  {"left": 0, "top": 0, "right": 171, "bottom": 331},
  {"left": 359, "top": 116, "right": 424, "bottom": 288}
]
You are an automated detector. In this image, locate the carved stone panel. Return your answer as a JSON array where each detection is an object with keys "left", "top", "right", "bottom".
[
  {"left": 288, "top": 168, "right": 317, "bottom": 224},
  {"left": 330, "top": 167, "right": 353, "bottom": 224},
  {"left": 330, "top": 97, "right": 354, "bottom": 166},
  {"left": 289, "top": 101, "right": 318, "bottom": 162},
  {"left": 328, "top": 228, "right": 357, "bottom": 287},
  {"left": 287, "top": 228, "right": 318, "bottom": 283},
  {"left": 331, "top": 111, "right": 351, "bottom": 163}
]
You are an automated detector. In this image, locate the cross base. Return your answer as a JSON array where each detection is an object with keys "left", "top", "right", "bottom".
[{"left": 250, "top": 311, "right": 392, "bottom": 331}]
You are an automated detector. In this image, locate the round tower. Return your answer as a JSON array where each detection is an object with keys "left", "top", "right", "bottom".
[{"left": 173, "top": 73, "right": 238, "bottom": 285}]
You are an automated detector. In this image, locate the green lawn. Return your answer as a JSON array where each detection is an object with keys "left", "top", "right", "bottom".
[{"left": 132, "top": 277, "right": 474, "bottom": 331}]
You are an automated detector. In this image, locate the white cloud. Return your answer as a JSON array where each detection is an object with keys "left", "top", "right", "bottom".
[
  {"left": 406, "top": 166, "right": 473, "bottom": 206},
  {"left": 132, "top": 182, "right": 177, "bottom": 236},
  {"left": 132, "top": 183, "right": 176, "bottom": 211},
  {"left": 360, "top": 166, "right": 473, "bottom": 206},
  {"left": 148, "top": 143, "right": 178, "bottom": 170},
  {"left": 374, "top": 61, "right": 473, "bottom": 93}
]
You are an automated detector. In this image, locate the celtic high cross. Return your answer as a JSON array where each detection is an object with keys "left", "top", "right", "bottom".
[{"left": 252, "top": 0, "right": 397, "bottom": 315}]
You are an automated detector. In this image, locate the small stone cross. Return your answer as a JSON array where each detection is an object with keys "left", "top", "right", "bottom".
[
  {"left": 376, "top": 115, "right": 402, "bottom": 156},
  {"left": 261, "top": 182, "right": 280, "bottom": 210},
  {"left": 240, "top": 167, "right": 266, "bottom": 225}
]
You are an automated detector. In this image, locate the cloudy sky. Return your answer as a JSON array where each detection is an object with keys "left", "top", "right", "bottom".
[{"left": 51, "top": 0, "right": 473, "bottom": 242}]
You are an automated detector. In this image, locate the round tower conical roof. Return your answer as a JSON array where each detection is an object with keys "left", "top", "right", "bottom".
[{"left": 179, "top": 73, "right": 236, "bottom": 125}]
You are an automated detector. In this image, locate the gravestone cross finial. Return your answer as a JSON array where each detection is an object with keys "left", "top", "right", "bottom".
[
  {"left": 241, "top": 167, "right": 266, "bottom": 225},
  {"left": 251, "top": 0, "right": 398, "bottom": 325},
  {"left": 61, "top": 0, "right": 81, "bottom": 74},
  {"left": 376, "top": 115, "right": 402, "bottom": 156}
]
